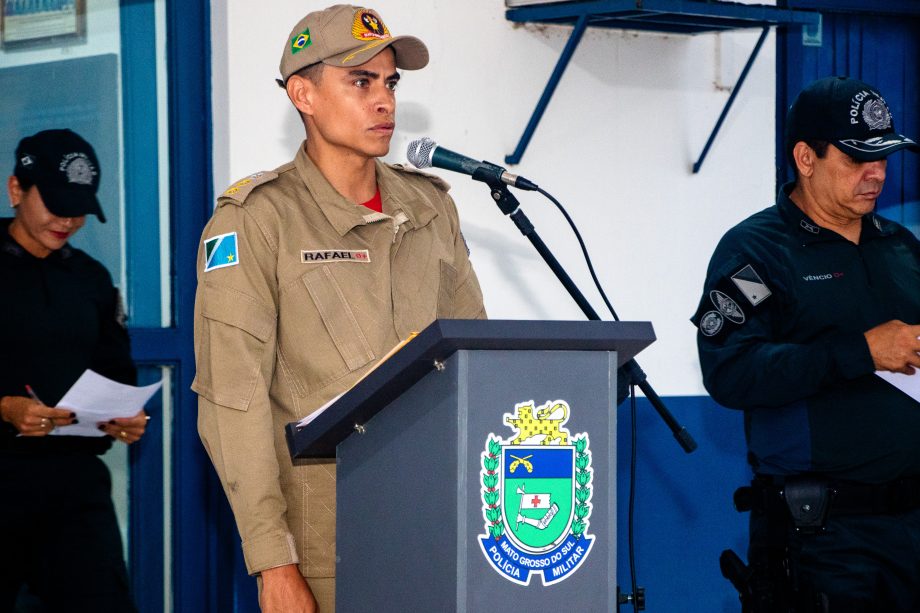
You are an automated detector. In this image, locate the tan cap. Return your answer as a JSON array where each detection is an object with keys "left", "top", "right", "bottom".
[{"left": 279, "top": 5, "right": 429, "bottom": 82}]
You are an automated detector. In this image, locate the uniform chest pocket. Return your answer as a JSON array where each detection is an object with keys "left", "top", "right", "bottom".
[{"left": 292, "top": 266, "right": 376, "bottom": 392}]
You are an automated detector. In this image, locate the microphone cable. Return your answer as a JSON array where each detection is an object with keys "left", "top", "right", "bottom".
[
  {"left": 534, "top": 184, "right": 642, "bottom": 609},
  {"left": 535, "top": 187, "right": 620, "bottom": 322}
]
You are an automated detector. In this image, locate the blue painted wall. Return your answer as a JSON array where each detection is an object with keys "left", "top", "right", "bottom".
[{"left": 616, "top": 396, "right": 750, "bottom": 612}]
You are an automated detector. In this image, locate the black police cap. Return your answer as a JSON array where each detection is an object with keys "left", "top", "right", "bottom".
[
  {"left": 785, "top": 76, "right": 919, "bottom": 163},
  {"left": 14, "top": 129, "right": 106, "bottom": 223}
]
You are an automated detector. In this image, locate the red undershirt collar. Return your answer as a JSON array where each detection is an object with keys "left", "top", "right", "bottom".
[{"left": 360, "top": 188, "right": 382, "bottom": 213}]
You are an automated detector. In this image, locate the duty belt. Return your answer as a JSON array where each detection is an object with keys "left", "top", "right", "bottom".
[{"left": 736, "top": 475, "right": 920, "bottom": 531}]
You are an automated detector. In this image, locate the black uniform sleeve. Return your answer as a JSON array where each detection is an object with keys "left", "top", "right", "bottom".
[
  {"left": 691, "top": 247, "right": 872, "bottom": 410},
  {"left": 90, "top": 280, "right": 137, "bottom": 386}
]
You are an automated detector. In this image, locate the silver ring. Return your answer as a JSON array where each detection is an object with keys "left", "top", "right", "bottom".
[
  {"left": 40, "top": 417, "right": 50, "bottom": 428},
  {"left": 120, "top": 430, "right": 128, "bottom": 439}
]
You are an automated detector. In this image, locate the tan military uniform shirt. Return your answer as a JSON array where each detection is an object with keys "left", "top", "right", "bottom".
[{"left": 193, "top": 143, "right": 485, "bottom": 578}]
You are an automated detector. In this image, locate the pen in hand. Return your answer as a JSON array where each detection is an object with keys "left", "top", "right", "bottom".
[
  {"left": 23, "top": 386, "right": 77, "bottom": 433},
  {"left": 24, "top": 384, "right": 43, "bottom": 405}
]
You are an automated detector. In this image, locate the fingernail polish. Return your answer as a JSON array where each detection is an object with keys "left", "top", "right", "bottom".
[
  {"left": 72, "top": 419, "right": 79, "bottom": 425},
  {"left": 70, "top": 412, "right": 76, "bottom": 418},
  {"left": 98, "top": 425, "right": 106, "bottom": 431}
]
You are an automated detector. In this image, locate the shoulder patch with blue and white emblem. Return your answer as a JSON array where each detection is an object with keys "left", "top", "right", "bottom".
[{"left": 203, "top": 232, "right": 240, "bottom": 272}]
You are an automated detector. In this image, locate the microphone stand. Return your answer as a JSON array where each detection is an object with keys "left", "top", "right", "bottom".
[{"left": 473, "top": 166, "right": 697, "bottom": 453}]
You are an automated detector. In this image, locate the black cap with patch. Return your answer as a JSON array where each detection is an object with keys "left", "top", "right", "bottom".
[
  {"left": 785, "top": 76, "right": 920, "bottom": 162},
  {"left": 13, "top": 129, "right": 106, "bottom": 223}
]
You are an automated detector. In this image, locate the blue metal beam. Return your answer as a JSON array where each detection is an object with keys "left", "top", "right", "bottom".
[
  {"left": 692, "top": 26, "right": 770, "bottom": 174},
  {"left": 507, "top": 0, "right": 821, "bottom": 30},
  {"left": 505, "top": 14, "right": 589, "bottom": 165}
]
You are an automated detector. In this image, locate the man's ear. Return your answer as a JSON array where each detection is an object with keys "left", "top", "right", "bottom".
[
  {"left": 286, "top": 75, "right": 315, "bottom": 117},
  {"left": 7, "top": 175, "right": 22, "bottom": 208},
  {"left": 792, "top": 141, "right": 816, "bottom": 178}
]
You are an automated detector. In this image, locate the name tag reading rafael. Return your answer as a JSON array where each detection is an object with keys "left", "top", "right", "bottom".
[{"left": 301, "top": 249, "right": 370, "bottom": 263}]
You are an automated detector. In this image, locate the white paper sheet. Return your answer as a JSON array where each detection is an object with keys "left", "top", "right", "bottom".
[
  {"left": 50, "top": 369, "right": 163, "bottom": 437},
  {"left": 875, "top": 370, "right": 920, "bottom": 403},
  {"left": 294, "top": 333, "right": 419, "bottom": 431},
  {"left": 295, "top": 391, "right": 344, "bottom": 430}
]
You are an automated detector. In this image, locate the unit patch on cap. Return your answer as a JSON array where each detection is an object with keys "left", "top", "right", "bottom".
[
  {"left": 291, "top": 28, "right": 312, "bottom": 55},
  {"left": 204, "top": 232, "right": 240, "bottom": 272},
  {"left": 352, "top": 9, "right": 389, "bottom": 41},
  {"left": 301, "top": 249, "right": 370, "bottom": 263},
  {"left": 859, "top": 96, "right": 891, "bottom": 130},
  {"left": 731, "top": 264, "right": 772, "bottom": 306},
  {"left": 20, "top": 154, "right": 34, "bottom": 168},
  {"left": 60, "top": 152, "right": 97, "bottom": 185}
]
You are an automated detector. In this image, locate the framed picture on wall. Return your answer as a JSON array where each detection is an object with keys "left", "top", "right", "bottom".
[{"left": 1, "top": 0, "right": 86, "bottom": 49}]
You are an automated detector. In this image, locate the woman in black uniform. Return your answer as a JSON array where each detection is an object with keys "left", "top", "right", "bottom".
[{"left": 0, "top": 129, "right": 148, "bottom": 612}]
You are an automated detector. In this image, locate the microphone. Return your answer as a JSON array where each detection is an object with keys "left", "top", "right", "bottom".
[{"left": 406, "top": 137, "right": 538, "bottom": 191}]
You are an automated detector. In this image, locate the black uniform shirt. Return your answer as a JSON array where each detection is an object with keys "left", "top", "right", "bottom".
[
  {"left": 692, "top": 183, "right": 920, "bottom": 484},
  {"left": 0, "top": 218, "right": 136, "bottom": 454}
]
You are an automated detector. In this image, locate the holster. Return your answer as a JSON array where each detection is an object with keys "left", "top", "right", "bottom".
[
  {"left": 722, "top": 477, "right": 830, "bottom": 613},
  {"left": 781, "top": 476, "right": 833, "bottom": 533}
]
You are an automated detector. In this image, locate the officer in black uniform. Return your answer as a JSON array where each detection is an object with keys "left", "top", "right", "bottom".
[
  {"left": 0, "top": 129, "right": 148, "bottom": 612},
  {"left": 693, "top": 77, "right": 920, "bottom": 611}
]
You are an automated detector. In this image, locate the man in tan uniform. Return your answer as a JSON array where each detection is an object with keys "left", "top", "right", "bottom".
[{"left": 193, "top": 5, "right": 486, "bottom": 612}]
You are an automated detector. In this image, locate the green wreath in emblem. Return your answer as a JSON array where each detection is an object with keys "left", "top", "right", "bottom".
[
  {"left": 572, "top": 435, "right": 592, "bottom": 538},
  {"left": 482, "top": 436, "right": 504, "bottom": 539}
]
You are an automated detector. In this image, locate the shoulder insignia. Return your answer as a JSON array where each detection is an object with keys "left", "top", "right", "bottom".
[
  {"left": 218, "top": 170, "right": 279, "bottom": 205},
  {"left": 730, "top": 264, "right": 772, "bottom": 306},
  {"left": 387, "top": 163, "right": 451, "bottom": 192}
]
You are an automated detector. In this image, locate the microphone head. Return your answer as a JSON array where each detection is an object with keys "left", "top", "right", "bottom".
[{"left": 406, "top": 137, "right": 436, "bottom": 169}]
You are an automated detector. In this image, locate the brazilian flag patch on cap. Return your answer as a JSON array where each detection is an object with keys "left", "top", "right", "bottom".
[
  {"left": 204, "top": 232, "right": 240, "bottom": 272},
  {"left": 291, "top": 28, "right": 311, "bottom": 54}
]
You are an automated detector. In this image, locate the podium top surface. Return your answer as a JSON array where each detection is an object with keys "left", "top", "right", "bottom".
[{"left": 285, "top": 319, "right": 654, "bottom": 459}]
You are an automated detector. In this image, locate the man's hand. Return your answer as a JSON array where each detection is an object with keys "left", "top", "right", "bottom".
[
  {"left": 864, "top": 320, "right": 920, "bottom": 374},
  {"left": 0, "top": 395, "right": 76, "bottom": 435},
  {"left": 260, "top": 564, "right": 318, "bottom": 613},
  {"left": 98, "top": 410, "right": 149, "bottom": 444}
]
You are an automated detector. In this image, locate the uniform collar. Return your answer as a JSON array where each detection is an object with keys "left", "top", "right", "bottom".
[
  {"left": 375, "top": 162, "right": 438, "bottom": 230},
  {"left": 0, "top": 218, "right": 72, "bottom": 260},
  {"left": 293, "top": 143, "right": 438, "bottom": 237},
  {"left": 777, "top": 181, "right": 896, "bottom": 244}
]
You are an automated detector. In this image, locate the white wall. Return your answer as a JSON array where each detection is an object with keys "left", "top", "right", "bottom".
[{"left": 212, "top": 0, "right": 778, "bottom": 397}]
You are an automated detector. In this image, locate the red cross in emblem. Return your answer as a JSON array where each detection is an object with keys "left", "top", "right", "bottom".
[{"left": 531, "top": 496, "right": 541, "bottom": 507}]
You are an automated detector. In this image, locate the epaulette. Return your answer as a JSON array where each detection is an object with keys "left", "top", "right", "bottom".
[
  {"left": 217, "top": 170, "right": 280, "bottom": 206},
  {"left": 387, "top": 163, "right": 451, "bottom": 192}
]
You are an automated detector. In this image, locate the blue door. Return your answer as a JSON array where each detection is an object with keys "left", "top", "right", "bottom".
[{"left": 777, "top": 2, "right": 920, "bottom": 231}]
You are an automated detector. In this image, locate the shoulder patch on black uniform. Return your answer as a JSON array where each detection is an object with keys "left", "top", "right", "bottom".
[
  {"left": 692, "top": 258, "right": 773, "bottom": 343},
  {"left": 731, "top": 264, "right": 772, "bottom": 306},
  {"left": 699, "top": 311, "right": 724, "bottom": 337},
  {"left": 218, "top": 171, "right": 279, "bottom": 206},
  {"left": 387, "top": 163, "right": 451, "bottom": 192}
]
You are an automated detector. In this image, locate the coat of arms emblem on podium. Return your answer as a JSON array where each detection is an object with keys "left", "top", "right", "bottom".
[{"left": 478, "top": 399, "right": 594, "bottom": 585}]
